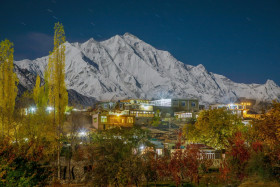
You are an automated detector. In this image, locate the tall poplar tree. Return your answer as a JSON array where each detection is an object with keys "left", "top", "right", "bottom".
[
  {"left": 46, "top": 22, "right": 68, "bottom": 179},
  {"left": 0, "top": 40, "right": 18, "bottom": 137},
  {"left": 33, "top": 75, "right": 41, "bottom": 107},
  {"left": 33, "top": 75, "right": 48, "bottom": 109}
]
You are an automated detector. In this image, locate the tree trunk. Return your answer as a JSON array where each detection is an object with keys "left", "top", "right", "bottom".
[
  {"left": 1, "top": 111, "right": 4, "bottom": 138},
  {"left": 57, "top": 144, "right": 60, "bottom": 179},
  {"left": 68, "top": 146, "right": 72, "bottom": 181},
  {"left": 1, "top": 70, "right": 4, "bottom": 138}
]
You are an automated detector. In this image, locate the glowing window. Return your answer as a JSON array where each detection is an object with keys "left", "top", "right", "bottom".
[
  {"left": 101, "top": 116, "right": 107, "bottom": 123},
  {"left": 127, "top": 117, "right": 133, "bottom": 123}
]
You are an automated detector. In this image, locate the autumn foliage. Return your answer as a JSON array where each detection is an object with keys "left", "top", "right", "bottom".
[
  {"left": 156, "top": 130, "right": 213, "bottom": 186},
  {"left": 0, "top": 138, "right": 50, "bottom": 186}
]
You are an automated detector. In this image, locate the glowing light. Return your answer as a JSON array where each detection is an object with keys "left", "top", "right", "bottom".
[
  {"left": 78, "top": 130, "right": 87, "bottom": 137},
  {"left": 141, "top": 105, "right": 151, "bottom": 110},
  {"left": 139, "top": 145, "right": 145, "bottom": 150},
  {"left": 30, "top": 107, "right": 36, "bottom": 113},
  {"left": 46, "top": 107, "right": 54, "bottom": 111}
]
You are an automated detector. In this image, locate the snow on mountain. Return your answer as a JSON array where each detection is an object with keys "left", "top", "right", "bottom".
[
  {"left": 14, "top": 33, "right": 280, "bottom": 105},
  {"left": 14, "top": 63, "right": 96, "bottom": 107}
]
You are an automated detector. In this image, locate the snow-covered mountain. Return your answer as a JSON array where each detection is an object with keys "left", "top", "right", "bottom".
[
  {"left": 14, "top": 33, "right": 280, "bottom": 105},
  {"left": 15, "top": 64, "right": 96, "bottom": 107}
]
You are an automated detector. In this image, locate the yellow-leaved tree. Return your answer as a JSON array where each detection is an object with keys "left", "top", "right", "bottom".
[
  {"left": 33, "top": 75, "right": 42, "bottom": 107},
  {"left": 33, "top": 74, "right": 49, "bottom": 109},
  {"left": 0, "top": 40, "right": 18, "bottom": 138},
  {"left": 184, "top": 108, "right": 244, "bottom": 150},
  {"left": 46, "top": 22, "right": 68, "bottom": 179}
]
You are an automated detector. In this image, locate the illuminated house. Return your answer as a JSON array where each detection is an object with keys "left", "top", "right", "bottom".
[
  {"left": 242, "top": 110, "right": 261, "bottom": 119},
  {"left": 151, "top": 98, "right": 199, "bottom": 118},
  {"left": 92, "top": 112, "right": 134, "bottom": 130},
  {"left": 210, "top": 103, "right": 261, "bottom": 118},
  {"left": 119, "top": 99, "right": 154, "bottom": 118},
  {"left": 93, "top": 100, "right": 154, "bottom": 127},
  {"left": 210, "top": 103, "right": 244, "bottom": 116},
  {"left": 94, "top": 100, "right": 154, "bottom": 118},
  {"left": 174, "top": 111, "right": 193, "bottom": 119},
  {"left": 236, "top": 97, "right": 256, "bottom": 109},
  {"left": 209, "top": 104, "right": 228, "bottom": 109}
]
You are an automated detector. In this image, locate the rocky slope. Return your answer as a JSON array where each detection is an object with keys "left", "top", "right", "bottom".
[
  {"left": 15, "top": 65, "right": 96, "bottom": 107},
  {"left": 14, "top": 33, "right": 280, "bottom": 105}
]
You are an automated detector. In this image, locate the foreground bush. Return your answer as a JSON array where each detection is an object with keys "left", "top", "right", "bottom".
[{"left": 0, "top": 138, "right": 51, "bottom": 186}]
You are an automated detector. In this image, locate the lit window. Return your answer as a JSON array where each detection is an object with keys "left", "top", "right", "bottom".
[
  {"left": 101, "top": 116, "right": 107, "bottom": 123},
  {"left": 127, "top": 117, "right": 133, "bottom": 123},
  {"left": 156, "top": 149, "right": 163, "bottom": 155}
]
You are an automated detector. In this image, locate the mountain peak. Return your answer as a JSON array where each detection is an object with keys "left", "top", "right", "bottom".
[
  {"left": 108, "top": 34, "right": 123, "bottom": 42},
  {"left": 123, "top": 32, "right": 140, "bottom": 41},
  {"left": 195, "top": 64, "right": 207, "bottom": 71},
  {"left": 123, "top": 32, "right": 137, "bottom": 37},
  {"left": 87, "top": 37, "right": 96, "bottom": 42},
  {"left": 265, "top": 79, "right": 278, "bottom": 87},
  {"left": 81, "top": 38, "right": 97, "bottom": 46}
]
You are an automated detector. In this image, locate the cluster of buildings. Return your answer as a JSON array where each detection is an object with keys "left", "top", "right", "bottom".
[
  {"left": 19, "top": 97, "right": 264, "bottom": 178},
  {"left": 88, "top": 97, "right": 260, "bottom": 162},
  {"left": 90, "top": 97, "right": 260, "bottom": 130},
  {"left": 91, "top": 98, "right": 200, "bottom": 130},
  {"left": 22, "top": 97, "right": 260, "bottom": 162},
  {"left": 209, "top": 97, "right": 260, "bottom": 119}
]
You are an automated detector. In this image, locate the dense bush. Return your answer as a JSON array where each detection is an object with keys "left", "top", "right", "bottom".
[{"left": 0, "top": 139, "right": 51, "bottom": 186}]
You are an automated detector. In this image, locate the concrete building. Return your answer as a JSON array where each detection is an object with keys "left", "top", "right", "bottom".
[{"left": 151, "top": 98, "right": 199, "bottom": 118}]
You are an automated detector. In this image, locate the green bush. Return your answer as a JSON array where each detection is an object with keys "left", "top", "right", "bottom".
[{"left": 0, "top": 157, "right": 51, "bottom": 186}]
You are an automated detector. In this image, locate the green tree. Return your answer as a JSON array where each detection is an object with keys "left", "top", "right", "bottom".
[
  {"left": 0, "top": 138, "right": 50, "bottom": 186},
  {"left": 46, "top": 22, "right": 68, "bottom": 179},
  {"left": 184, "top": 108, "right": 244, "bottom": 149},
  {"left": 87, "top": 127, "right": 149, "bottom": 186},
  {"left": 0, "top": 39, "right": 18, "bottom": 138},
  {"left": 151, "top": 109, "right": 161, "bottom": 126}
]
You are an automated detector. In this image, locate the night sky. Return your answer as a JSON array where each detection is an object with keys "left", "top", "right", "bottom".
[{"left": 0, "top": 0, "right": 279, "bottom": 85}]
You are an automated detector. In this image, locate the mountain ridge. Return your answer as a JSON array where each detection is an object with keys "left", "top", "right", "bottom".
[{"left": 14, "top": 33, "right": 280, "bottom": 105}]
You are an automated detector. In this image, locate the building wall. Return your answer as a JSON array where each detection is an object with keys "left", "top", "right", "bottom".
[
  {"left": 92, "top": 114, "right": 100, "bottom": 129},
  {"left": 92, "top": 113, "right": 134, "bottom": 130},
  {"left": 171, "top": 99, "right": 199, "bottom": 112},
  {"left": 153, "top": 99, "right": 199, "bottom": 118}
]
